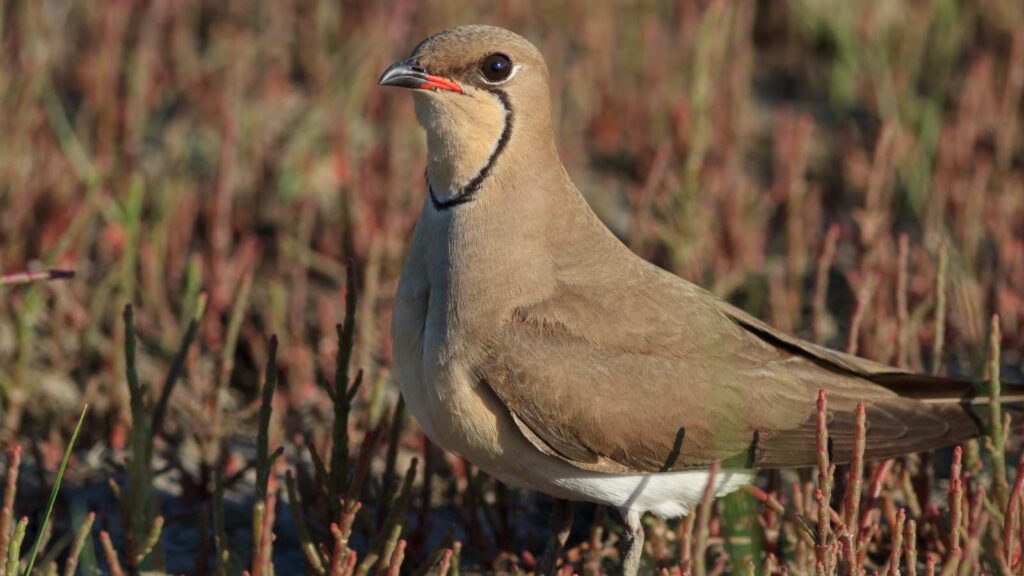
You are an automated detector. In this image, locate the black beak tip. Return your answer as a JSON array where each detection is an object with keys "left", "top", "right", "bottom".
[{"left": 378, "top": 58, "right": 427, "bottom": 89}]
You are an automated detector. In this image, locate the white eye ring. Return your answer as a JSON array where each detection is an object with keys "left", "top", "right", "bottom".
[{"left": 480, "top": 63, "right": 522, "bottom": 85}]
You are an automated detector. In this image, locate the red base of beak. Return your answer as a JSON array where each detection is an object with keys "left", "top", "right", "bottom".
[{"left": 420, "top": 75, "right": 462, "bottom": 93}]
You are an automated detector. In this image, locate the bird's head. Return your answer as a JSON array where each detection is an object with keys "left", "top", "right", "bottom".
[{"left": 379, "top": 25, "right": 556, "bottom": 207}]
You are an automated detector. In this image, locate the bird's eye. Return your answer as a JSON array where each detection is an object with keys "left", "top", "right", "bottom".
[{"left": 480, "top": 53, "right": 513, "bottom": 83}]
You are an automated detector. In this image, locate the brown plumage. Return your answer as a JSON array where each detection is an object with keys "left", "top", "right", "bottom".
[
  {"left": 380, "top": 24, "right": 1014, "bottom": 574},
  {"left": 481, "top": 279, "right": 989, "bottom": 472}
]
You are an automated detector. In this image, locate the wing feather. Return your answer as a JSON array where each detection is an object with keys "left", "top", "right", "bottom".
[{"left": 474, "top": 267, "right": 984, "bottom": 473}]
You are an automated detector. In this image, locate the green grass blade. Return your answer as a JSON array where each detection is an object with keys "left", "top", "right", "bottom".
[{"left": 22, "top": 404, "right": 88, "bottom": 576}]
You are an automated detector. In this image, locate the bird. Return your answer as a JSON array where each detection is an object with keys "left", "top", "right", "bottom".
[{"left": 380, "top": 25, "right": 1012, "bottom": 575}]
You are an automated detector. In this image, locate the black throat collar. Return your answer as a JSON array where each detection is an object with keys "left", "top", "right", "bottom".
[{"left": 428, "top": 90, "right": 513, "bottom": 211}]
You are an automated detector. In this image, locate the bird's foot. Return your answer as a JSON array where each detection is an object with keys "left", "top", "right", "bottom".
[
  {"left": 620, "top": 510, "right": 645, "bottom": 576},
  {"left": 538, "top": 499, "right": 573, "bottom": 575}
]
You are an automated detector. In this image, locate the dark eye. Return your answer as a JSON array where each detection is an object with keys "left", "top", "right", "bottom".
[{"left": 480, "top": 53, "right": 513, "bottom": 82}]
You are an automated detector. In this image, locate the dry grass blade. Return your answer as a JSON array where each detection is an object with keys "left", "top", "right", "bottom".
[
  {"left": 813, "top": 224, "right": 840, "bottom": 344},
  {"left": 906, "top": 519, "right": 918, "bottom": 576},
  {"left": 1004, "top": 450, "right": 1024, "bottom": 568},
  {"left": 386, "top": 539, "right": 407, "bottom": 576},
  {"left": 941, "top": 447, "right": 964, "bottom": 576},
  {"left": 845, "top": 403, "right": 867, "bottom": 537},
  {"left": 135, "top": 515, "right": 164, "bottom": 566},
  {"left": 329, "top": 500, "right": 363, "bottom": 571},
  {"left": 896, "top": 234, "right": 910, "bottom": 369},
  {"left": 886, "top": 508, "right": 906, "bottom": 575},
  {"left": 61, "top": 511, "right": 94, "bottom": 576},
  {"left": 846, "top": 277, "right": 877, "bottom": 356},
  {"left": 693, "top": 461, "right": 720, "bottom": 576},
  {"left": 99, "top": 531, "right": 124, "bottom": 576},
  {"left": 986, "top": 315, "right": 1009, "bottom": 511},
  {"left": 678, "top": 512, "right": 695, "bottom": 574},
  {"left": 815, "top": 390, "right": 834, "bottom": 575},
  {"left": 0, "top": 270, "right": 75, "bottom": 287},
  {"left": 0, "top": 447, "right": 22, "bottom": 566},
  {"left": 328, "top": 523, "right": 346, "bottom": 576},
  {"left": 930, "top": 243, "right": 948, "bottom": 376},
  {"left": 436, "top": 549, "right": 454, "bottom": 576}
]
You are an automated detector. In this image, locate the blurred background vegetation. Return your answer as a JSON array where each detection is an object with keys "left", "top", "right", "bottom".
[{"left": 1, "top": 0, "right": 1022, "bottom": 574}]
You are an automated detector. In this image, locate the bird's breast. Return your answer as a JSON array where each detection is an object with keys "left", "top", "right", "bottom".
[{"left": 392, "top": 208, "right": 531, "bottom": 477}]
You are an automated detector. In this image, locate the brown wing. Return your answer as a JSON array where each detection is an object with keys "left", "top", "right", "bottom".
[
  {"left": 474, "top": 264, "right": 984, "bottom": 473},
  {"left": 716, "top": 299, "right": 989, "bottom": 403}
]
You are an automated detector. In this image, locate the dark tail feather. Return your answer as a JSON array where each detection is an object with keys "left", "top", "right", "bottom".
[
  {"left": 850, "top": 371, "right": 1024, "bottom": 463},
  {"left": 870, "top": 372, "right": 1024, "bottom": 406}
]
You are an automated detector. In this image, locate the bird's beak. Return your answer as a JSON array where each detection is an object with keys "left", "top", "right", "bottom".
[{"left": 378, "top": 58, "right": 462, "bottom": 93}]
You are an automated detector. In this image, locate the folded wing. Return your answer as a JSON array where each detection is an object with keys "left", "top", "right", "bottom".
[{"left": 474, "top": 264, "right": 984, "bottom": 473}]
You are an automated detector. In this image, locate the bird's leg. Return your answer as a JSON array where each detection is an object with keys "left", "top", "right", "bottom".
[
  {"left": 538, "top": 499, "right": 573, "bottom": 575},
  {"left": 620, "top": 509, "right": 645, "bottom": 576}
]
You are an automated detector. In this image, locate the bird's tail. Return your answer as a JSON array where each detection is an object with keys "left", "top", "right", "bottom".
[
  {"left": 871, "top": 372, "right": 1024, "bottom": 406},
  {"left": 860, "top": 371, "right": 1024, "bottom": 461}
]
